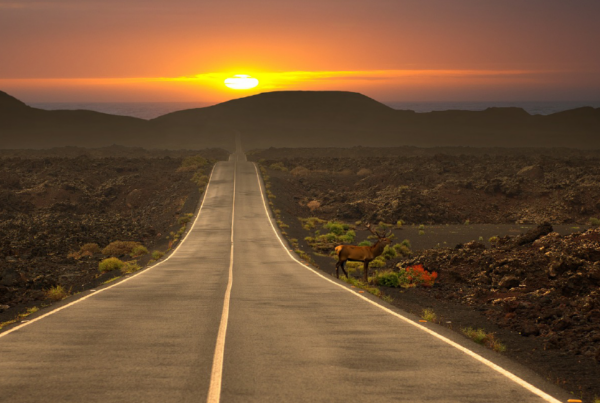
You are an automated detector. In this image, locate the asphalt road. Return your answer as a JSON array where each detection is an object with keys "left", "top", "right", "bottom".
[{"left": 0, "top": 142, "right": 573, "bottom": 403}]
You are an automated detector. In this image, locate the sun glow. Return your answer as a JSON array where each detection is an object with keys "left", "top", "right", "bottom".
[{"left": 224, "top": 75, "right": 259, "bottom": 90}]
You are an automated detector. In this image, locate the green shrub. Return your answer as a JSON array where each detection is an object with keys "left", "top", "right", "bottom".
[
  {"left": 374, "top": 270, "right": 401, "bottom": 287},
  {"left": 269, "top": 162, "right": 288, "bottom": 171},
  {"left": 382, "top": 245, "right": 397, "bottom": 260},
  {"left": 489, "top": 236, "right": 499, "bottom": 243},
  {"left": 151, "top": 250, "right": 165, "bottom": 260},
  {"left": 324, "top": 222, "right": 345, "bottom": 236},
  {"left": 418, "top": 230, "right": 425, "bottom": 236},
  {"left": 396, "top": 220, "right": 404, "bottom": 228},
  {"left": 178, "top": 213, "right": 194, "bottom": 225},
  {"left": 130, "top": 245, "right": 148, "bottom": 257},
  {"left": 418, "top": 224, "right": 425, "bottom": 230},
  {"left": 590, "top": 217, "right": 600, "bottom": 227},
  {"left": 369, "top": 256, "right": 386, "bottom": 268},
  {"left": 421, "top": 308, "right": 437, "bottom": 322},
  {"left": 192, "top": 172, "right": 209, "bottom": 188},
  {"left": 99, "top": 257, "right": 125, "bottom": 272},
  {"left": 180, "top": 155, "right": 208, "bottom": 171},
  {"left": 121, "top": 261, "right": 141, "bottom": 274},
  {"left": 393, "top": 244, "right": 411, "bottom": 257},
  {"left": 46, "top": 285, "right": 68, "bottom": 301},
  {"left": 358, "top": 240, "right": 372, "bottom": 247},
  {"left": 102, "top": 241, "right": 141, "bottom": 256}
]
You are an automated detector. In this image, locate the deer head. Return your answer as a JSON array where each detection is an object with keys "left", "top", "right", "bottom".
[{"left": 365, "top": 223, "right": 393, "bottom": 247}]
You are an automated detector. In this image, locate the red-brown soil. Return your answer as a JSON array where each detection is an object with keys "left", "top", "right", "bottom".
[
  {"left": 251, "top": 147, "right": 600, "bottom": 402},
  {"left": 0, "top": 147, "right": 227, "bottom": 326}
]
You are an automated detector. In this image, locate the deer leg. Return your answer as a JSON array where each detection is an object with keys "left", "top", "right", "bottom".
[
  {"left": 340, "top": 261, "right": 348, "bottom": 278},
  {"left": 363, "top": 261, "right": 369, "bottom": 283}
]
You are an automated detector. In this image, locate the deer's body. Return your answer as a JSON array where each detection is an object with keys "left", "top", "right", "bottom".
[{"left": 335, "top": 224, "right": 392, "bottom": 282}]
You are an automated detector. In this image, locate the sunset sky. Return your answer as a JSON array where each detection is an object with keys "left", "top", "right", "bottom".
[{"left": 1, "top": 0, "right": 599, "bottom": 103}]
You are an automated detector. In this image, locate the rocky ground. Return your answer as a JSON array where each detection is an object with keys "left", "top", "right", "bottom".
[
  {"left": 249, "top": 147, "right": 600, "bottom": 225},
  {"left": 251, "top": 147, "right": 600, "bottom": 402},
  {"left": 0, "top": 147, "right": 227, "bottom": 325}
]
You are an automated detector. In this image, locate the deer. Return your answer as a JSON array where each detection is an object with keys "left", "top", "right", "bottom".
[{"left": 335, "top": 223, "right": 393, "bottom": 283}]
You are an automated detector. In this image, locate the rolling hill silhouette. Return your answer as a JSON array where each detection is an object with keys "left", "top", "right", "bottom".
[{"left": 1, "top": 90, "right": 599, "bottom": 150}]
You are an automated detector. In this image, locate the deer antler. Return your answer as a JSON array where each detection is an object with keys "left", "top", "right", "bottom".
[
  {"left": 365, "top": 223, "right": 383, "bottom": 238},
  {"left": 365, "top": 223, "right": 377, "bottom": 235}
]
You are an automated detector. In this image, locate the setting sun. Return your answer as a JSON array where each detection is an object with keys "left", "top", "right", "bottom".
[{"left": 224, "top": 75, "right": 259, "bottom": 90}]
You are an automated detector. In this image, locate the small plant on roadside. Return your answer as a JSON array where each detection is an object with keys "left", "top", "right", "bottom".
[
  {"left": 396, "top": 219, "right": 404, "bottom": 228},
  {"left": 121, "top": 261, "right": 141, "bottom": 274},
  {"left": 0, "top": 318, "right": 18, "bottom": 330},
  {"left": 17, "top": 306, "right": 39, "bottom": 320},
  {"left": 462, "top": 327, "right": 506, "bottom": 353},
  {"left": 102, "top": 241, "right": 142, "bottom": 256},
  {"left": 464, "top": 219, "right": 471, "bottom": 225},
  {"left": 99, "top": 257, "right": 125, "bottom": 272},
  {"left": 421, "top": 308, "right": 437, "bottom": 322},
  {"left": 418, "top": 230, "right": 425, "bottom": 236},
  {"left": 489, "top": 236, "right": 499, "bottom": 244},
  {"left": 381, "top": 295, "right": 394, "bottom": 303},
  {"left": 46, "top": 285, "right": 69, "bottom": 301},
  {"left": 178, "top": 213, "right": 194, "bottom": 225},
  {"left": 130, "top": 245, "right": 148, "bottom": 257},
  {"left": 590, "top": 217, "right": 600, "bottom": 227},
  {"left": 151, "top": 250, "right": 165, "bottom": 261},
  {"left": 418, "top": 224, "right": 425, "bottom": 230},
  {"left": 192, "top": 172, "right": 209, "bottom": 188}
]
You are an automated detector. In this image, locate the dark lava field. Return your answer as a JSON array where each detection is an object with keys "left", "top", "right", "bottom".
[{"left": 0, "top": 147, "right": 227, "bottom": 323}]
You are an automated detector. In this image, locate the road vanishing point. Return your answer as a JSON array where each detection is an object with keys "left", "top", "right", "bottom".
[{"left": 0, "top": 139, "right": 574, "bottom": 403}]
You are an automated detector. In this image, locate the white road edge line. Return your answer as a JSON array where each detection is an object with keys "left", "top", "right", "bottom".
[
  {"left": 206, "top": 160, "right": 236, "bottom": 403},
  {"left": 252, "top": 163, "right": 562, "bottom": 403},
  {"left": 0, "top": 163, "right": 218, "bottom": 340}
]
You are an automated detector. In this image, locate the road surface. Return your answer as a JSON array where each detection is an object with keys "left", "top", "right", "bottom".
[{"left": 0, "top": 141, "right": 572, "bottom": 402}]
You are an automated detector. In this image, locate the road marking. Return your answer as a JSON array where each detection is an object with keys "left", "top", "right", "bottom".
[
  {"left": 206, "top": 160, "right": 236, "bottom": 403},
  {"left": 252, "top": 163, "right": 562, "bottom": 403},
  {"left": 0, "top": 163, "right": 218, "bottom": 340}
]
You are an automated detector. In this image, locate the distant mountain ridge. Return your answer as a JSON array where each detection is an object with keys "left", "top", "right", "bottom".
[{"left": 1, "top": 90, "right": 599, "bottom": 150}]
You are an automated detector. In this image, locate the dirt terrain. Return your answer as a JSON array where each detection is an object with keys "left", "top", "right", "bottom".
[
  {"left": 249, "top": 146, "right": 600, "bottom": 225},
  {"left": 0, "top": 147, "right": 227, "bottom": 325},
  {"left": 251, "top": 147, "right": 600, "bottom": 402}
]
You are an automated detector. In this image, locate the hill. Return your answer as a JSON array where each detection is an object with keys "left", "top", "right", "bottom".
[{"left": 1, "top": 90, "right": 599, "bottom": 150}]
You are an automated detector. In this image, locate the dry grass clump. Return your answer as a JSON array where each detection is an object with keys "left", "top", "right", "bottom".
[
  {"left": 357, "top": 168, "right": 372, "bottom": 176},
  {"left": 68, "top": 243, "right": 101, "bottom": 259},
  {"left": 102, "top": 241, "right": 141, "bottom": 256},
  {"left": 290, "top": 166, "right": 310, "bottom": 176},
  {"left": 99, "top": 257, "right": 125, "bottom": 272},
  {"left": 46, "top": 285, "right": 69, "bottom": 301},
  {"left": 307, "top": 200, "right": 321, "bottom": 211}
]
